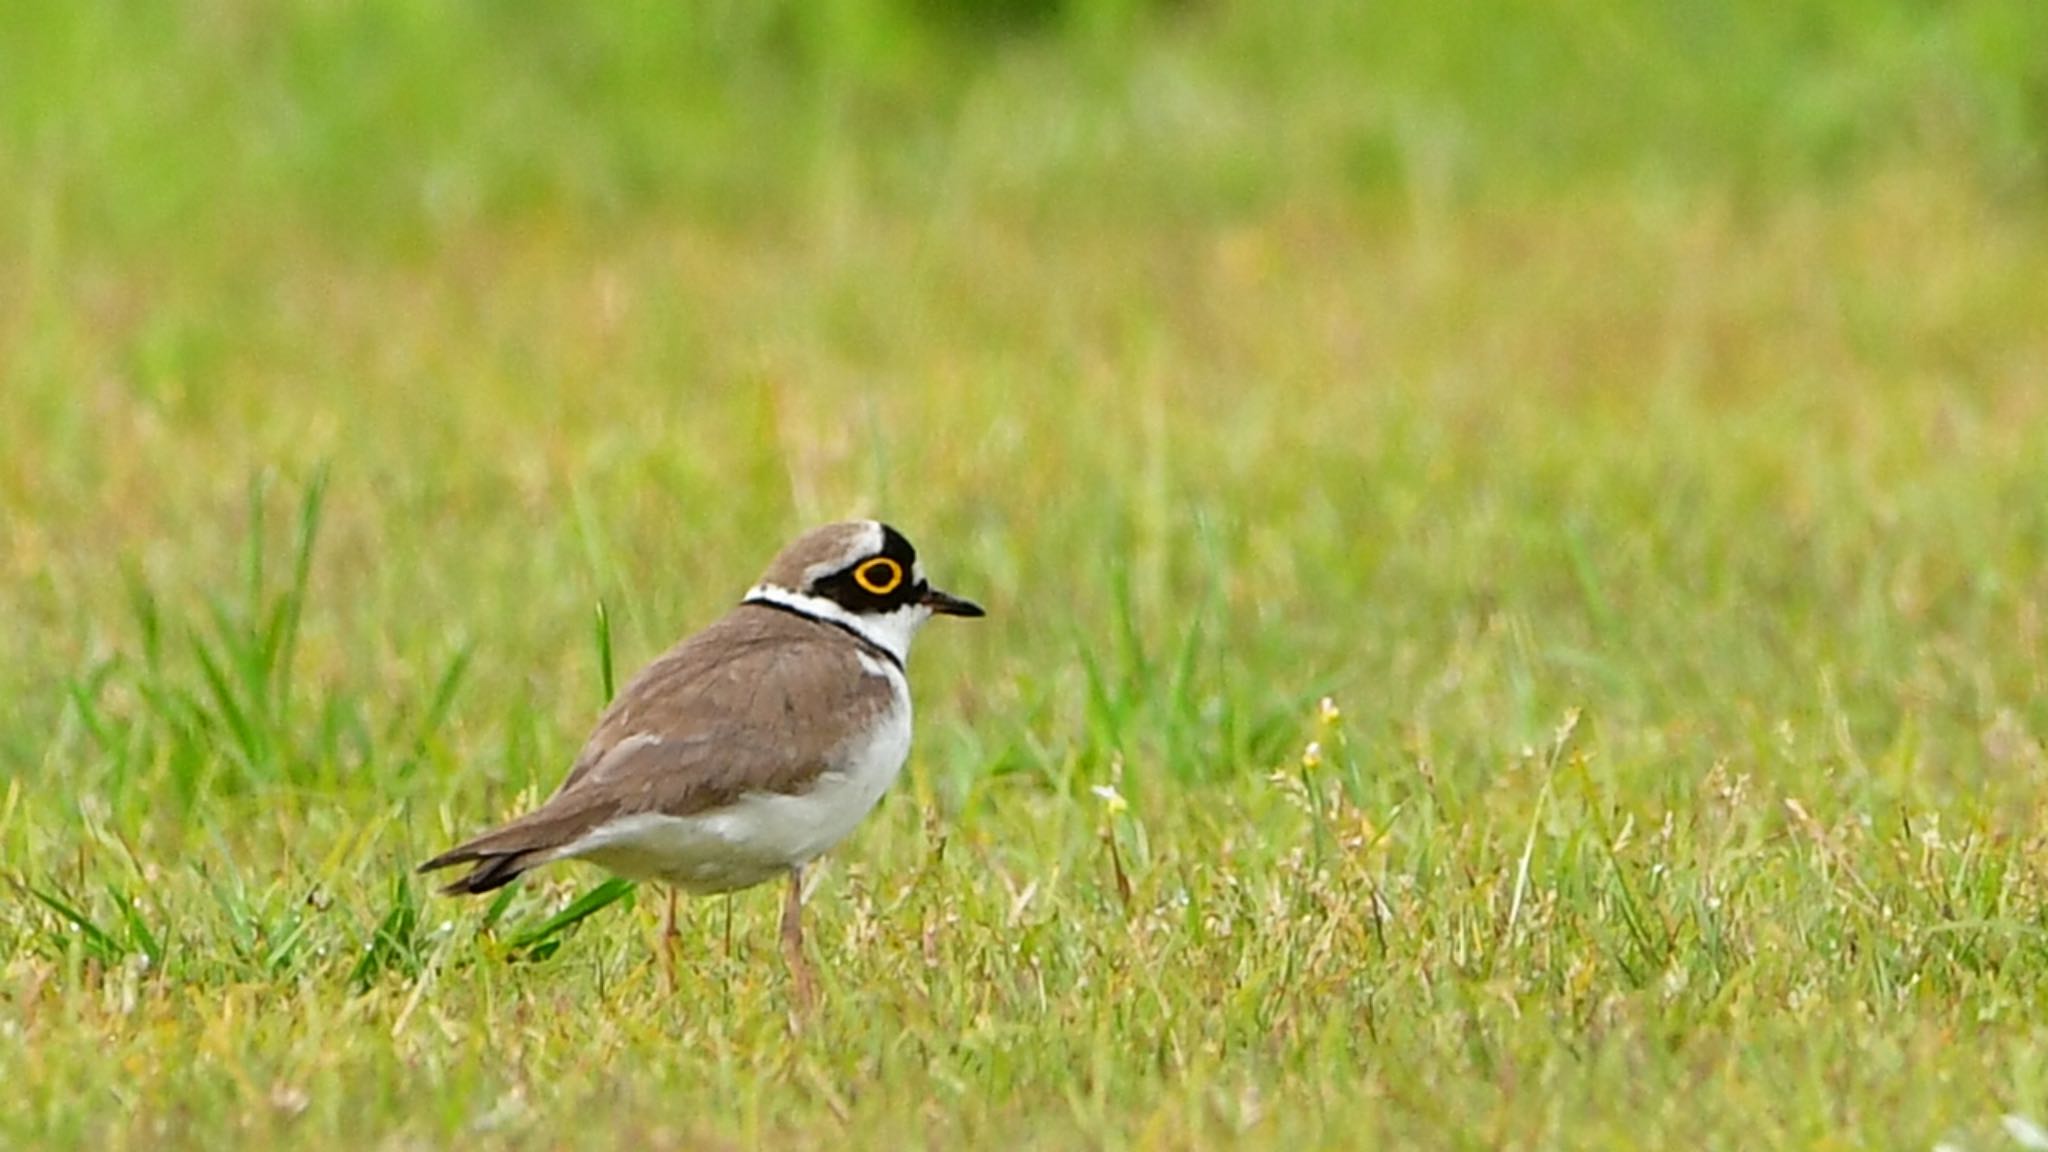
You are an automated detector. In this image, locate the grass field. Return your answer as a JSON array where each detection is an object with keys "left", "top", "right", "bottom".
[{"left": 5, "top": 1, "right": 2048, "bottom": 1147}]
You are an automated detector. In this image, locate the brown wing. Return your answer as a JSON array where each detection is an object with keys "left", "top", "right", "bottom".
[{"left": 418, "top": 604, "right": 896, "bottom": 893}]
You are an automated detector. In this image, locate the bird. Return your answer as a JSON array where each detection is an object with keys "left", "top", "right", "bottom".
[{"left": 418, "top": 520, "right": 984, "bottom": 1005}]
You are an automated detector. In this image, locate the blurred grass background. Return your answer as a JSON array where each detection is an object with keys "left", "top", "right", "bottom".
[{"left": 4, "top": 0, "right": 2048, "bottom": 1147}]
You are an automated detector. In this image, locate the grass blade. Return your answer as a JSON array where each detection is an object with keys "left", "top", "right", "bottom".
[
  {"left": 350, "top": 873, "right": 422, "bottom": 990},
  {"left": 27, "top": 885, "right": 126, "bottom": 966},
  {"left": 270, "top": 464, "right": 329, "bottom": 707},
  {"left": 594, "top": 599, "right": 616, "bottom": 705},
  {"left": 393, "top": 642, "right": 473, "bottom": 780},
  {"left": 507, "top": 879, "right": 635, "bottom": 957},
  {"left": 106, "top": 883, "right": 165, "bottom": 970}
]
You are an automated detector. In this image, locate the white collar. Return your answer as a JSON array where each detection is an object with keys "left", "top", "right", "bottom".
[{"left": 742, "top": 584, "right": 929, "bottom": 668}]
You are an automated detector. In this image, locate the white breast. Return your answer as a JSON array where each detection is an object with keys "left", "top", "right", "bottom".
[{"left": 558, "top": 654, "right": 913, "bottom": 894}]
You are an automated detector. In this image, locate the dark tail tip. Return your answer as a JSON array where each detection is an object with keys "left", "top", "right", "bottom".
[{"left": 434, "top": 853, "right": 529, "bottom": 896}]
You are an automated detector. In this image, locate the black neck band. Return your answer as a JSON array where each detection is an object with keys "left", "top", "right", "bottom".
[{"left": 743, "top": 596, "right": 905, "bottom": 673}]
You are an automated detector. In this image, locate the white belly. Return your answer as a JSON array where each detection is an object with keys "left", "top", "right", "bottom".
[{"left": 556, "top": 687, "right": 913, "bottom": 893}]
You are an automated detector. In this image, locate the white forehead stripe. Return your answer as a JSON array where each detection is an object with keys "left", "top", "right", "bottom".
[{"left": 800, "top": 520, "right": 887, "bottom": 587}]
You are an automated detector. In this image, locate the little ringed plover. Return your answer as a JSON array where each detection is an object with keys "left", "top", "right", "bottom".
[{"left": 418, "top": 520, "right": 984, "bottom": 1003}]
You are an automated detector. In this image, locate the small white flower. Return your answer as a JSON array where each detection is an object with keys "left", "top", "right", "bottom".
[
  {"left": 1091, "top": 785, "right": 1128, "bottom": 815},
  {"left": 2006, "top": 1115, "right": 2048, "bottom": 1150}
]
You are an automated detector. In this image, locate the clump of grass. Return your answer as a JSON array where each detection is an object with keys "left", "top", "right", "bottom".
[
  {"left": 57, "top": 468, "right": 479, "bottom": 819},
  {"left": 68, "top": 470, "right": 335, "bottom": 807}
]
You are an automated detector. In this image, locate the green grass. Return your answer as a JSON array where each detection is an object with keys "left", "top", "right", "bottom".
[{"left": 5, "top": 0, "right": 2048, "bottom": 1147}]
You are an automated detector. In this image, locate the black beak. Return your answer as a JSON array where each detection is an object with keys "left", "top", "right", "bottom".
[{"left": 919, "top": 584, "right": 986, "bottom": 618}]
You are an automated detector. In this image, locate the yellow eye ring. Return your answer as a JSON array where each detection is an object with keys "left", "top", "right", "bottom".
[{"left": 853, "top": 557, "right": 903, "bottom": 596}]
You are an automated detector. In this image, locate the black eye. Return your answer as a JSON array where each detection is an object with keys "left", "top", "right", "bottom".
[{"left": 853, "top": 557, "right": 903, "bottom": 596}]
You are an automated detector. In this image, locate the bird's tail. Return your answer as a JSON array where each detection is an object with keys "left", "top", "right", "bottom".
[
  {"left": 419, "top": 795, "right": 601, "bottom": 895},
  {"left": 417, "top": 847, "right": 538, "bottom": 895},
  {"left": 417, "top": 825, "right": 557, "bottom": 894}
]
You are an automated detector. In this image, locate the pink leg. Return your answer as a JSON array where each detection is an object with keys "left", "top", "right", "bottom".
[
  {"left": 660, "top": 886, "right": 679, "bottom": 993},
  {"left": 779, "top": 866, "right": 816, "bottom": 1012}
]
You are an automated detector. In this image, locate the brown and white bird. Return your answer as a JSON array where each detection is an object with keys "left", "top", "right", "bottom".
[{"left": 418, "top": 520, "right": 983, "bottom": 1003}]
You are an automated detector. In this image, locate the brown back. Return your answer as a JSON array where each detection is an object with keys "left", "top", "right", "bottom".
[{"left": 427, "top": 603, "right": 896, "bottom": 864}]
